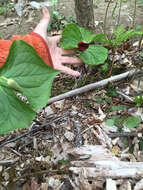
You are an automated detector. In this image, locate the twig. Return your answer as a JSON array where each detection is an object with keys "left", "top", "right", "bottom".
[
  {"left": 0, "top": 160, "right": 14, "bottom": 165},
  {"left": 0, "top": 113, "right": 69, "bottom": 148},
  {"left": 116, "top": 90, "right": 133, "bottom": 102},
  {"left": 108, "top": 132, "right": 139, "bottom": 138},
  {"left": 48, "top": 69, "right": 141, "bottom": 105}
]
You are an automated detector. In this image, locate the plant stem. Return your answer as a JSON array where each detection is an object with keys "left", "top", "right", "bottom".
[
  {"left": 139, "top": 34, "right": 143, "bottom": 49},
  {"left": 112, "top": 0, "right": 118, "bottom": 19},
  {"left": 117, "top": 0, "right": 122, "bottom": 26},
  {"left": 108, "top": 47, "right": 116, "bottom": 76},
  {"left": 104, "top": 0, "right": 113, "bottom": 34},
  {"left": 132, "top": 0, "right": 137, "bottom": 29}
]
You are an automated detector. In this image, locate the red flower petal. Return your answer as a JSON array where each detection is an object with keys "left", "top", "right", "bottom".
[{"left": 78, "top": 41, "right": 89, "bottom": 51}]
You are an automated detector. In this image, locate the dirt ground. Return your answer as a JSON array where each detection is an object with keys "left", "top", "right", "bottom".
[{"left": 0, "top": 0, "right": 143, "bottom": 40}]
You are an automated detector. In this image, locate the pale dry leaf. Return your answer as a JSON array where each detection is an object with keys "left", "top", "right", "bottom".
[
  {"left": 41, "top": 183, "right": 48, "bottom": 190},
  {"left": 22, "top": 182, "right": 31, "bottom": 190},
  {"left": 44, "top": 106, "right": 54, "bottom": 115},
  {"left": 134, "top": 179, "right": 143, "bottom": 190},
  {"left": 106, "top": 178, "right": 117, "bottom": 190},
  {"left": 92, "top": 125, "right": 112, "bottom": 149},
  {"left": 64, "top": 131, "right": 75, "bottom": 141},
  {"left": 130, "top": 79, "right": 143, "bottom": 92},
  {"left": 54, "top": 100, "right": 65, "bottom": 109},
  {"left": 119, "top": 180, "right": 132, "bottom": 190},
  {"left": 48, "top": 177, "right": 61, "bottom": 189},
  {"left": 31, "top": 178, "right": 39, "bottom": 190}
]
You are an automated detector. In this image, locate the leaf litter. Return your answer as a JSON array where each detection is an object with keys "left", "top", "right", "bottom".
[{"left": 1, "top": 1, "right": 143, "bottom": 190}]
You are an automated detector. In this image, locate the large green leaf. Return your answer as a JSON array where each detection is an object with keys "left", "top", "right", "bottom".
[
  {"left": 79, "top": 45, "right": 108, "bottom": 65},
  {"left": 0, "top": 86, "right": 35, "bottom": 134},
  {"left": 60, "top": 23, "right": 82, "bottom": 49},
  {"left": 93, "top": 33, "right": 109, "bottom": 43},
  {"left": 60, "top": 23, "right": 98, "bottom": 49},
  {"left": 0, "top": 40, "right": 60, "bottom": 134},
  {"left": 79, "top": 27, "right": 96, "bottom": 43},
  {"left": 0, "top": 40, "right": 60, "bottom": 110}
]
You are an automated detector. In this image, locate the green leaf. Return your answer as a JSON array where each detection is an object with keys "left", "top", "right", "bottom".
[
  {"left": 0, "top": 40, "right": 60, "bottom": 134},
  {"left": 139, "top": 140, "right": 143, "bottom": 151},
  {"left": 60, "top": 23, "right": 82, "bottom": 49},
  {"left": 79, "top": 27, "right": 96, "bottom": 43},
  {"left": 0, "top": 40, "right": 60, "bottom": 110},
  {"left": 59, "top": 160, "right": 72, "bottom": 167},
  {"left": 93, "top": 33, "right": 109, "bottom": 43},
  {"left": 105, "top": 117, "right": 117, "bottom": 126},
  {"left": 124, "top": 116, "right": 142, "bottom": 128},
  {"left": 133, "top": 95, "right": 143, "bottom": 107},
  {"left": 140, "top": 52, "right": 143, "bottom": 57},
  {"left": 106, "top": 87, "right": 118, "bottom": 97},
  {"left": 79, "top": 45, "right": 108, "bottom": 66},
  {"left": 61, "top": 23, "right": 98, "bottom": 49},
  {"left": 106, "top": 105, "right": 126, "bottom": 113},
  {"left": 113, "top": 25, "right": 143, "bottom": 47},
  {"left": 101, "top": 62, "right": 109, "bottom": 71},
  {"left": 114, "top": 116, "right": 127, "bottom": 127},
  {"left": 0, "top": 86, "right": 35, "bottom": 134},
  {"left": 95, "top": 97, "right": 103, "bottom": 104},
  {"left": 136, "top": 25, "right": 142, "bottom": 31},
  {"left": 123, "top": 137, "right": 128, "bottom": 147}
]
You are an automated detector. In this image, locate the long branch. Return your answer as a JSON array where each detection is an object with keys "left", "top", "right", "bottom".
[{"left": 48, "top": 69, "right": 141, "bottom": 105}]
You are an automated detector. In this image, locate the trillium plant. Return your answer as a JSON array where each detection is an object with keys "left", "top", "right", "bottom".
[
  {"left": 0, "top": 40, "right": 60, "bottom": 134},
  {"left": 60, "top": 23, "right": 108, "bottom": 66}
]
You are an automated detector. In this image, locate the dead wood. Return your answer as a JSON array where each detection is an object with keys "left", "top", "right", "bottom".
[{"left": 68, "top": 145, "right": 143, "bottom": 179}]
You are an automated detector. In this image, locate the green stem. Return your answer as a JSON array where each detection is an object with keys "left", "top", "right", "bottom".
[
  {"left": 117, "top": 0, "right": 122, "bottom": 26},
  {"left": 104, "top": 0, "right": 113, "bottom": 34},
  {"left": 132, "top": 0, "right": 137, "bottom": 29}
]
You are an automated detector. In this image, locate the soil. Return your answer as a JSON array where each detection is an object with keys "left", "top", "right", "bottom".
[{"left": 0, "top": 0, "right": 143, "bottom": 40}]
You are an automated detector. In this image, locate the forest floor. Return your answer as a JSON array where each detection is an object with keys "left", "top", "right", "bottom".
[{"left": 0, "top": 0, "right": 143, "bottom": 190}]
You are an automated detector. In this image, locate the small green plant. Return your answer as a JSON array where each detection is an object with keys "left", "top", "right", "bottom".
[
  {"left": 133, "top": 95, "right": 143, "bottom": 107},
  {"left": 47, "top": 0, "right": 76, "bottom": 31},
  {"left": 106, "top": 115, "right": 142, "bottom": 129},
  {"left": 106, "top": 105, "right": 126, "bottom": 113},
  {"left": 106, "top": 25, "right": 143, "bottom": 75},
  {"left": 0, "top": 0, "right": 14, "bottom": 16},
  {"left": 0, "top": 7, "right": 4, "bottom": 15},
  {"left": 47, "top": 11, "right": 76, "bottom": 32},
  {"left": 60, "top": 23, "right": 108, "bottom": 66},
  {"left": 0, "top": 40, "right": 60, "bottom": 134}
]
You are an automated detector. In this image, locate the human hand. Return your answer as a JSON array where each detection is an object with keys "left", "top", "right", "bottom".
[{"left": 47, "top": 35, "right": 83, "bottom": 77}]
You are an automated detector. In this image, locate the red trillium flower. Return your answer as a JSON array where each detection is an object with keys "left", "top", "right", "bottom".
[{"left": 78, "top": 41, "right": 89, "bottom": 51}]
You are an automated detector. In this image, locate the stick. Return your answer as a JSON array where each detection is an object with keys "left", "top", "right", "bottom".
[
  {"left": 48, "top": 69, "right": 141, "bottom": 105},
  {"left": 0, "top": 113, "right": 69, "bottom": 148},
  {"left": 0, "top": 160, "right": 14, "bottom": 165}
]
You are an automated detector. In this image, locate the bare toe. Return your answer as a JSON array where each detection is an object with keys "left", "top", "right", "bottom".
[{"left": 41, "top": 6, "right": 50, "bottom": 19}]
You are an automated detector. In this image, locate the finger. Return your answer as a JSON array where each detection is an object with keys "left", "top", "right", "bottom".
[
  {"left": 61, "top": 49, "right": 76, "bottom": 55},
  {"left": 47, "top": 35, "right": 61, "bottom": 44},
  {"left": 41, "top": 6, "right": 50, "bottom": 21},
  {"left": 53, "top": 35, "right": 61, "bottom": 43},
  {"left": 61, "top": 56, "right": 83, "bottom": 65},
  {"left": 55, "top": 65, "right": 80, "bottom": 77}
]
